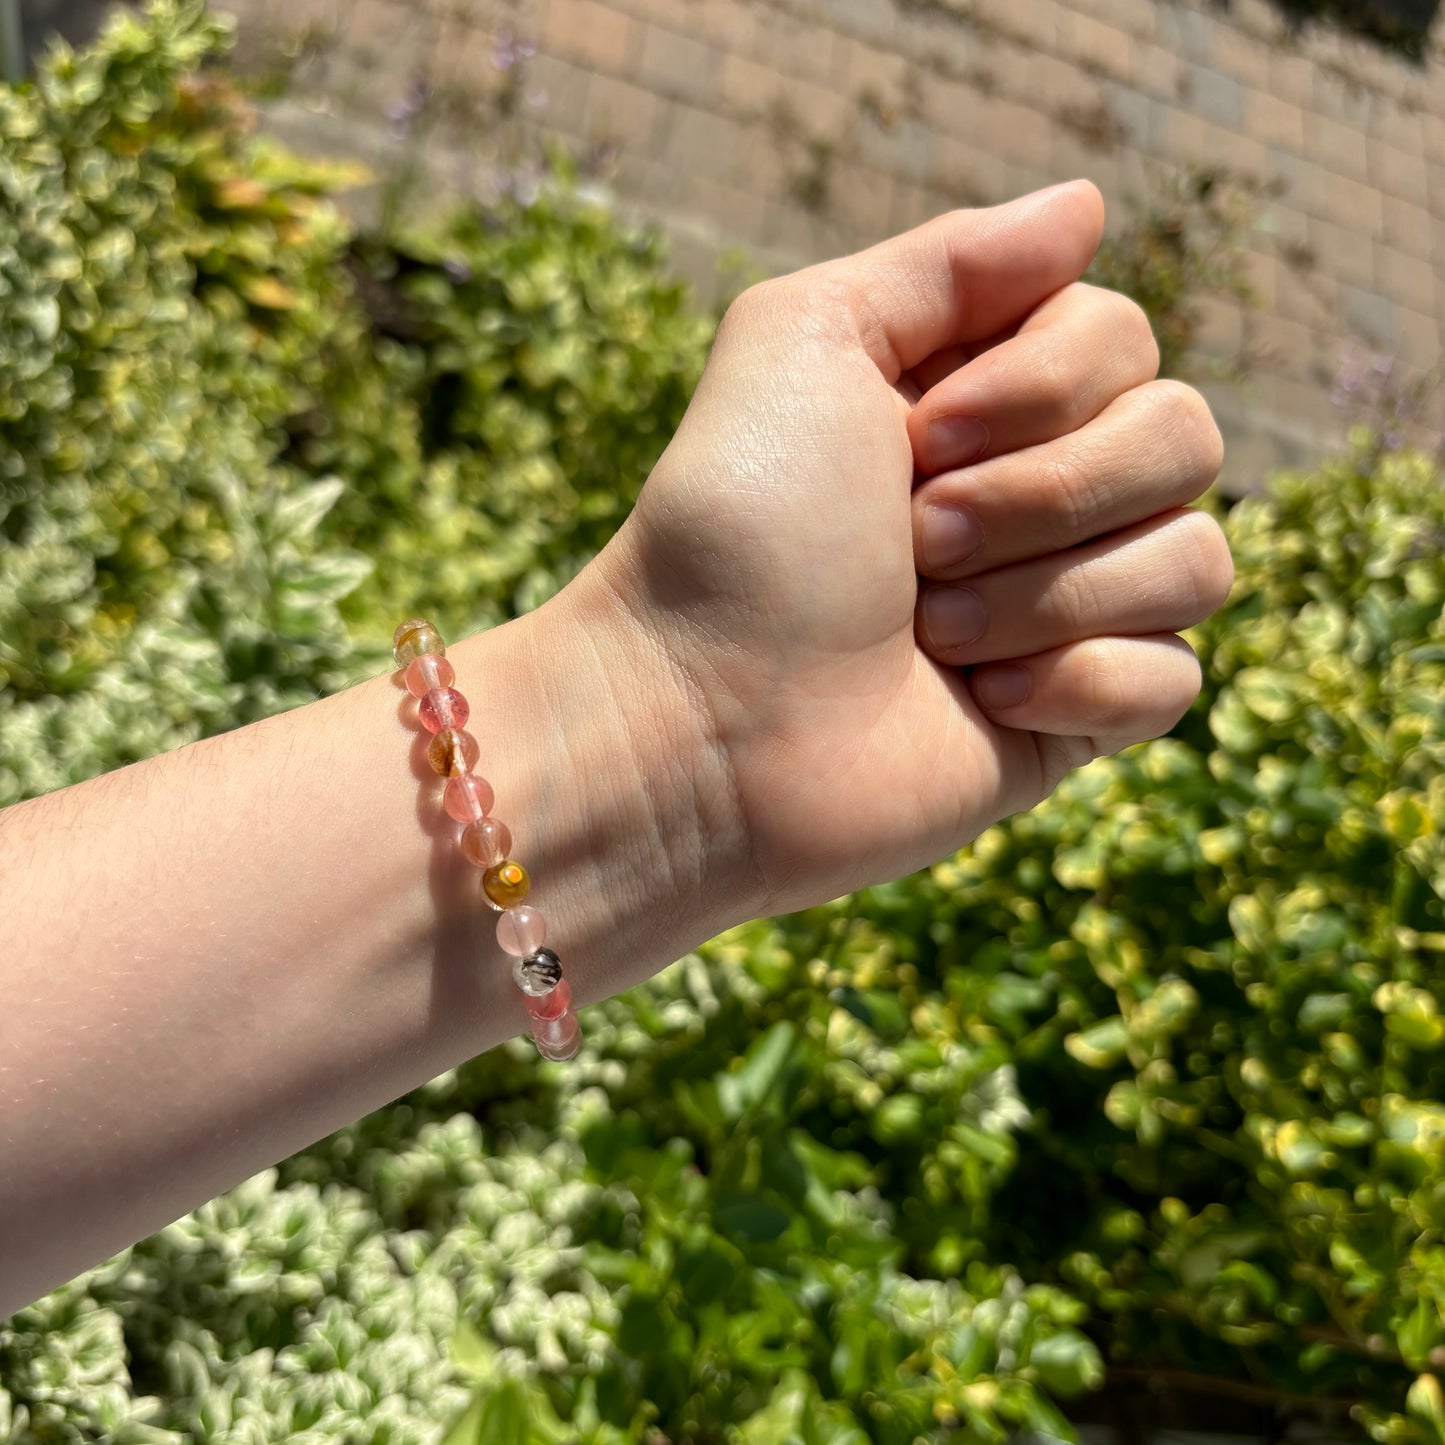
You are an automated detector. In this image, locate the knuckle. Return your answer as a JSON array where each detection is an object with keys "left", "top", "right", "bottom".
[
  {"left": 1174, "top": 637, "right": 1205, "bottom": 706},
  {"left": 1083, "top": 635, "right": 1202, "bottom": 740},
  {"left": 781, "top": 272, "right": 860, "bottom": 347},
  {"left": 803, "top": 272, "right": 864, "bottom": 330},
  {"left": 1081, "top": 637, "right": 1132, "bottom": 729},
  {"left": 1173, "top": 510, "right": 1235, "bottom": 616},
  {"left": 1104, "top": 289, "right": 1161, "bottom": 375},
  {"left": 1039, "top": 446, "right": 1096, "bottom": 540},
  {"left": 717, "top": 283, "right": 770, "bottom": 342},
  {"left": 1150, "top": 637, "right": 1205, "bottom": 736},
  {"left": 1030, "top": 342, "right": 1085, "bottom": 423},
  {"left": 1054, "top": 552, "right": 1103, "bottom": 628},
  {"left": 720, "top": 273, "right": 856, "bottom": 352},
  {"left": 1150, "top": 379, "right": 1226, "bottom": 485},
  {"left": 724, "top": 280, "right": 767, "bottom": 319}
]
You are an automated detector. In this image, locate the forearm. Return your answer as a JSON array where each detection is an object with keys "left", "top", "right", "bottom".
[{"left": 0, "top": 568, "right": 746, "bottom": 1316}]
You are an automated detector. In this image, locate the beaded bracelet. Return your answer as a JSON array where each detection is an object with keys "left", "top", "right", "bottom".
[{"left": 393, "top": 618, "right": 582, "bottom": 1062}]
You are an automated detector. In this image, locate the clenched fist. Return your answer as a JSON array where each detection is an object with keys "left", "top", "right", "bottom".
[{"left": 574, "top": 178, "right": 1231, "bottom": 922}]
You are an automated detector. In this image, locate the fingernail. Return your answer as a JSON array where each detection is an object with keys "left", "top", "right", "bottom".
[
  {"left": 927, "top": 416, "right": 989, "bottom": 471},
  {"left": 922, "top": 503, "right": 984, "bottom": 570},
  {"left": 922, "top": 587, "right": 987, "bottom": 651},
  {"left": 973, "top": 664, "right": 1031, "bottom": 710}
]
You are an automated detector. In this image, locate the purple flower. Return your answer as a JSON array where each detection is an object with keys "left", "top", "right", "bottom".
[
  {"left": 385, "top": 75, "right": 432, "bottom": 138},
  {"left": 1393, "top": 389, "right": 1421, "bottom": 420},
  {"left": 1333, "top": 349, "right": 1363, "bottom": 395},
  {"left": 492, "top": 30, "right": 537, "bottom": 72},
  {"left": 494, "top": 163, "right": 543, "bottom": 208}
]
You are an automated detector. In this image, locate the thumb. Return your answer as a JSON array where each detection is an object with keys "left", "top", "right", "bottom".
[{"left": 825, "top": 178, "right": 1106, "bottom": 382}]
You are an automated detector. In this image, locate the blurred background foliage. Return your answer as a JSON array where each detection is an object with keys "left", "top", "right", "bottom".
[{"left": 2, "top": 4, "right": 1443, "bottom": 1443}]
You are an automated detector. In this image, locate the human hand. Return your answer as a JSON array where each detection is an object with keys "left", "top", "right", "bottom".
[{"left": 569, "top": 178, "right": 1231, "bottom": 927}]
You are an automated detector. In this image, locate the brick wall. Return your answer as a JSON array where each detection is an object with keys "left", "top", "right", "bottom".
[{"left": 227, "top": 0, "right": 1444, "bottom": 489}]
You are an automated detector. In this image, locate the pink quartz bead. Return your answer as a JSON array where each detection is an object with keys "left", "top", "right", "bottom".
[
  {"left": 497, "top": 904, "right": 546, "bottom": 957},
  {"left": 444, "top": 772, "right": 495, "bottom": 824},
  {"left": 418, "top": 686, "right": 469, "bottom": 734},
  {"left": 405, "top": 653, "right": 455, "bottom": 698},
  {"left": 460, "top": 816, "right": 511, "bottom": 868},
  {"left": 523, "top": 979, "right": 572, "bottom": 1022},
  {"left": 532, "top": 1010, "right": 581, "bottom": 1062}
]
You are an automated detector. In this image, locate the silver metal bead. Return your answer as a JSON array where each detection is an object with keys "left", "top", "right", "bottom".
[{"left": 513, "top": 946, "right": 564, "bottom": 997}]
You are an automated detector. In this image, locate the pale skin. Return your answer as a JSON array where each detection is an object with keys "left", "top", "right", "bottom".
[{"left": 0, "top": 180, "right": 1232, "bottom": 1316}]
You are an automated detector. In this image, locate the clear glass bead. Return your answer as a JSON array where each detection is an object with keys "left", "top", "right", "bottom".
[
  {"left": 512, "top": 946, "right": 564, "bottom": 996},
  {"left": 532, "top": 1011, "right": 581, "bottom": 1062}
]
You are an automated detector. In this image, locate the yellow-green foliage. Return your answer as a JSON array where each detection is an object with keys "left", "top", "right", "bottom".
[
  {"left": 315, "top": 207, "right": 714, "bottom": 636},
  {"left": 2, "top": 5, "right": 1443, "bottom": 1444},
  {"left": 0, "top": 0, "right": 369, "bottom": 802}
]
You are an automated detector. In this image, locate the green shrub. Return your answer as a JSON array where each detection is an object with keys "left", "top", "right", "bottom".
[
  {"left": 0, "top": 0, "right": 709, "bottom": 809},
  {"left": 945, "top": 436, "right": 1445, "bottom": 1441},
  {"left": 303, "top": 182, "right": 713, "bottom": 639},
  {"left": 0, "top": 0, "right": 370, "bottom": 804},
  {"left": 3, "top": 5, "right": 1444, "bottom": 1444},
  {"left": 1264, "top": 0, "right": 1438, "bottom": 64}
]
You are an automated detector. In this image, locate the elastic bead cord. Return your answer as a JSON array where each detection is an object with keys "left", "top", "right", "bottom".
[{"left": 392, "top": 619, "right": 582, "bottom": 1062}]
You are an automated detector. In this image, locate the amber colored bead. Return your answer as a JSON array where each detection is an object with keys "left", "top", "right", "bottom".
[
  {"left": 483, "top": 859, "right": 530, "bottom": 910},
  {"left": 426, "top": 727, "right": 479, "bottom": 777},
  {"left": 393, "top": 621, "right": 445, "bottom": 668},
  {"left": 393, "top": 617, "right": 431, "bottom": 648}
]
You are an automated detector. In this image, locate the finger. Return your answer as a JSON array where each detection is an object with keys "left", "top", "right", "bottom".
[
  {"left": 907, "top": 282, "right": 1161, "bottom": 475},
  {"left": 916, "top": 508, "right": 1233, "bottom": 666},
  {"left": 912, "top": 380, "right": 1225, "bottom": 580},
  {"left": 899, "top": 321, "right": 1025, "bottom": 418},
  {"left": 827, "top": 178, "right": 1106, "bottom": 380},
  {"left": 900, "top": 320, "right": 1022, "bottom": 398},
  {"left": 967, "top": 633, "right": 1202, "bottom": 747},
  {"left": 906, "top": 344, "right": 974, "bottom": 396}
]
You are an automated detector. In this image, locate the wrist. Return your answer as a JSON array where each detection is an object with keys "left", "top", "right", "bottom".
[{"left": 454, "top": 553, "right": 761, "bottom": 1006}]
